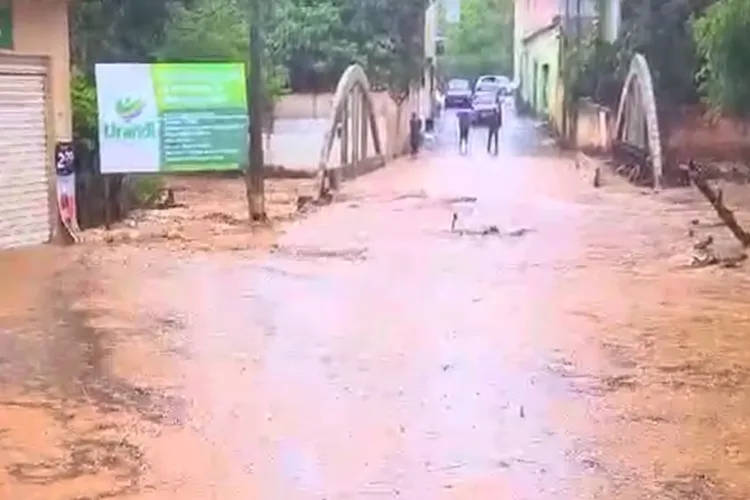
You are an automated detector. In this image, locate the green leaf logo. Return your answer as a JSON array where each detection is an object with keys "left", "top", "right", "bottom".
[{"left": 115, "top": 97, "right": 146, "bottom": 122}]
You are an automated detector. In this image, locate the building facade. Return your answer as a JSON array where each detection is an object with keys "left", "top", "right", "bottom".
[
  {"left": 421, "top": 0, "right": 440, "bottom": 125},
  {"left": 514, "top": 0, "right": 599, "bottom": 133},
  {"left": 0, "top": 0, "right": 72, "bottom": 249}
]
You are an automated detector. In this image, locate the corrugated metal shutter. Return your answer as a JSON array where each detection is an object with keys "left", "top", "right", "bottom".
[{"left": 0, "top": 59, "right": 50, "bottom": 249}]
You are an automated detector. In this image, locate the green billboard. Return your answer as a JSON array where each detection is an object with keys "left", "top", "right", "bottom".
[{"left": 95, "top": 63, "right": 249, "bottom": 174}]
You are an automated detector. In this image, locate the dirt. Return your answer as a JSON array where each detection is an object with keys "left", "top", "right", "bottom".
[
  {"left": 6, "top": 113, "right": 750, "bottom": 498},
  {"left": 81, "top": 176, "right": 318, "bottom": 253}
]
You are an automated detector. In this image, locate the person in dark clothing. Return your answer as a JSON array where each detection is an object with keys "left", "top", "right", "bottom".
[
  {"left": 409, "top": 112, "right": 421, "bottom": 157},
  {"left": 457, "top": 109, "right": 472, "bottom": 154},
  {"left": 486, "top": 105, "right": 502, "bottom": 155}
]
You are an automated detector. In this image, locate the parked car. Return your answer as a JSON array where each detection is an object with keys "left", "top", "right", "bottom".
[
  {"left": 444, "top": 78, "right": 473, "bottom": 108},
  {"left": 475, "top": 74, "right": 513, "bottom": 97},
  {"left": 471, "top": 92, "right": 499, "bottom": 125}
]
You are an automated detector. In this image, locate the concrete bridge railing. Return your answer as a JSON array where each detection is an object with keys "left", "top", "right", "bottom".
[{"left": 316, "top": 64, "right": 386, "bottom": 195}]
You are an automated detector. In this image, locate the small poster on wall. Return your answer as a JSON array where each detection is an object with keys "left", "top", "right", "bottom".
[
  {"left": 55, "top": 141, "right": 81, "bottom": 243},
  {"left": 94, "top": 62, "right": 249, "bottom": 174}
]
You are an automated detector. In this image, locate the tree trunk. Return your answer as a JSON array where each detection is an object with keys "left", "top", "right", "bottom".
[
  {"left": 246, "top": 0, "right": 266, "bottom": 221},
  {"left": 683, "top": 160, "right": 750, "bottom": 247}
]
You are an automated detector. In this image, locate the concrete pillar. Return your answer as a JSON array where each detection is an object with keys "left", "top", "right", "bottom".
[
  {"left": 351, "top": 89, "right": 360, "bottom": 164},
  {"left": 361, "top": 95, "right": 369, "bottom": 160},
  {"left": 340, "top": 100, "right": 349, "bottom": 167}
]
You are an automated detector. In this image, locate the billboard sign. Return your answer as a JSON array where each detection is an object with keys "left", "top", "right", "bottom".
[{"left": 95, "top": 63, "right": 249, "bottom": 174}]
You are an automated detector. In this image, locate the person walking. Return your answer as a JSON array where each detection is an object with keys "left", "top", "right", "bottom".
[
  {"left": 409, "top": 112, "right": 421, "bottom": 158},
  {"left": 457, "top": 109, "right": 471, "bottom": 154},
  {"left": 486, "top": 104, "right": 502, "bottom": 156}
]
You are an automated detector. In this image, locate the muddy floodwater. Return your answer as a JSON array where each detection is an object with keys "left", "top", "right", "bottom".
[{"left": 3, "top": 114, "right": 750, "bottom": 499}]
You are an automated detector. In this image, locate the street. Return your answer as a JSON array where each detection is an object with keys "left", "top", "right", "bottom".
[{"left": 3, "top": 110, "right": 750, "bottom": 499}]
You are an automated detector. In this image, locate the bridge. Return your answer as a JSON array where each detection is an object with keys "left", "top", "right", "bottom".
[
  {"left": 612, "top": 53, "right": 663, "bottom": 189},
  {"left": 266, "top": 64, "right": 417, "bottom": 195}
]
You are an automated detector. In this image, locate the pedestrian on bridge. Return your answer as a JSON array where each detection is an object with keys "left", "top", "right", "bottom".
[
  {"left": 486, "top": 105, "right": 502, "bottom": 156},
  {"left": 409, "top": 112, "right": 421, "bottom": 158}
]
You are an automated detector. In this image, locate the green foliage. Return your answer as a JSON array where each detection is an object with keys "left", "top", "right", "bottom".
[
  {"left": 616, "top": 0, "right": 716, "bottom": 108},
  {"left": 70, "top": 0, "right": 431, "bottom": 108},
  {"left": 71, "top": 71, "right": 97, "bottom": 141},
  {"left": 439, "top": 0, "right": 514, "bottom": 81},
  {"left": 333, "top": 0, "right": 428, "bottom": 102},
  {"left": 158, "top": 0, "right": 249, "bottom": 62},
  {"left": 71, "top": 0, "right": 181, "bottom": 70},
  {"left": 270, "top": 0, "right": 356, "bottom": 89},
  {"left": 566, "top": 33, "right": 631, "bottom": 107},
  {"left": 130, "top": 175, "right": 166, "bottom": 207},
  {"left": 159, "top": 0, "right": 287, "bottom": 98},
  {"left": 693, "top": 0, "right": 750, "bottom": 118},
  {"left": 562, "top": 0, "right": 719, "bottom": 115}
]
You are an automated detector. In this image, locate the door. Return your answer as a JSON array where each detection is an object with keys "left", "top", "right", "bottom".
[
  {"left": 541, "top": 63, "right": 550, "bottom": 114},
  {"left": 532, "top": 61, "right": 538, "bottom": 110},
  {"left": 0, "top": 57, "right": 51, "bottom": 249}
]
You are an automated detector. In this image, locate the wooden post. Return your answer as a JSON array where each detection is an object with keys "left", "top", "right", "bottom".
[
  {"left": 104, "top": 174, "right": 112, "bottom": 230},
  {"left": 246, "top": 0, "right": 266, "bottom": 221}
]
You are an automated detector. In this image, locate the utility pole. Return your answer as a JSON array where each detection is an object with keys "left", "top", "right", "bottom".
[
  {"left": 247, "top": 0, "right": 265, "bottom": 221},
  {"left": 561, "top": 0, "right": 571, "bottom": 140}
]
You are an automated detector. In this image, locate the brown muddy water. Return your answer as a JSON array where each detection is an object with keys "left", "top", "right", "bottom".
[{"left": 3, "top": 117, "right": 750, "bottom": 499}]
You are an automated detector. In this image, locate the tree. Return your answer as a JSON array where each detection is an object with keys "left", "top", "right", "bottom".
[
  {"left": 71, "top": 0, "right": 183, "bottom": 71},
  {"left": 607, "top": 0, "right": 717, "bottom": 110},
  {"left": 440, "top": 0, "right": 514, "bottom": 81},
  {"left": 345, "top": 0, "right": 429, "bottom": 103},
  {"left": 269, "top": 0, "right": 357, "bottom": 91},
  {"left": 158, "top": 0, "right": 287, "bottom": 98},
  {"left": 158, "top": 0, "right": 249, "bottom": 62},
  {"left": 693, "top": 0, "right": 750, "bottom": 120}
]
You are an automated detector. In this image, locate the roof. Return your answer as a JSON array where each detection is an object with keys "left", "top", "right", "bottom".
[{"left": 522, "top": 16, "right": 561, "bottom": 45}]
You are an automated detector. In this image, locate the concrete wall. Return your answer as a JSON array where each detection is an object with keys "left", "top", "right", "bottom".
[
  {"left": 270, "top": 91, "right": 418, "bottom": 170},
  {"left": 666, "top": 108, "right": 750, "bottom": 165},
  {"left": 5, "top": 0, "right": 72, "bottom": 141},
  {"left": 520, "top": 26, "right": 562, "bottom": 130},
  {"left": 576, "top": 98, "right": 612, "bottom": 154}
]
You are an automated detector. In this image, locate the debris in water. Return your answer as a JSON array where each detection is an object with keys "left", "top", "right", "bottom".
[
  {"left": 451, "top": 212, "right": 458, "bottom": 232},
  {"left": 508, "top": 228, "right": 531, "bottom": 237},
  {"left": 694, "top": 235, "right": 714, "bottom": 251},
  {"left": 453, "top": 225, "right": 533, "bottom": 238}
]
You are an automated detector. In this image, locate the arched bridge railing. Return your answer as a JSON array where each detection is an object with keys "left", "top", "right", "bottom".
[
  {"left": 613, "top": 53, "right": 663, "bottom": 189},
  {"left": 317, "top": 64, "right": 384, "bottom": 195}
]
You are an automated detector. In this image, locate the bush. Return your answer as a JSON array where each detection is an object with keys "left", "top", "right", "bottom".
[
  {"left": 694, "top": 0, "right": 750, "bottom": 120},
  {"left": 71, "top": 70, "right": 97, "bottom": 142}
]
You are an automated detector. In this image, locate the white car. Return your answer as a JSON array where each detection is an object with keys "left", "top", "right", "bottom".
[{"left": 475, "top": 75, "right": 513, "bottom": 97}]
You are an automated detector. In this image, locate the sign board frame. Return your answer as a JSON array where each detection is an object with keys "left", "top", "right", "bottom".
[
  {"left": 95, "top": 62, "right": 249, "bottom": 174},
  {"left": 0, "top": 1, "right": 13, "bottom": 49}
]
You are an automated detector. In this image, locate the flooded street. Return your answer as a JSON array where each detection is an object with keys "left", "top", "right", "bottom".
[{"left": 4, "top": 112, "right": 750, "bottom": 499}]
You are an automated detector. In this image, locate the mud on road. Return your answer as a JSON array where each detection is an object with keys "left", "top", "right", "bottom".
[{"left": 3, "top": 116, "right": 750, "bottom": 499}]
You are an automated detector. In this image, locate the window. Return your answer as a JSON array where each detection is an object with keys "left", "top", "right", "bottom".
[{"left": 448, "top": 79, "right": 470, "bottom": 90}]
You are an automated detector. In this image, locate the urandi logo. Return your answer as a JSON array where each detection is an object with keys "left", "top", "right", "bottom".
[
  {"left": 103, "top": 96, "right": 156, "bottom": 140},
  {"left": 115, "top": 98, "right": 146, "bottom": 122}
]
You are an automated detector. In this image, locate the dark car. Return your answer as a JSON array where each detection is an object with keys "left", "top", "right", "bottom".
[
  {"left": 471, "top": 91, "right": 499, "bottom": 125},
  {"left": 444, "top": 78, "right": 472, "bottom": 108}
]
